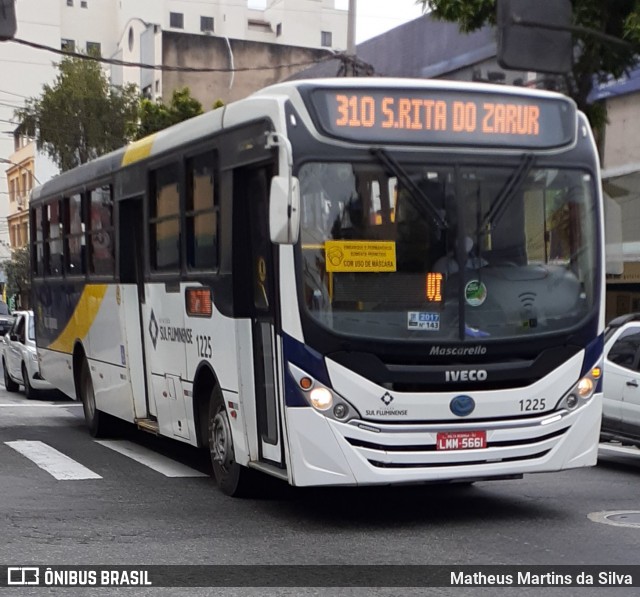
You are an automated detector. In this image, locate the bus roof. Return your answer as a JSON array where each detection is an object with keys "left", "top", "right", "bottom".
[{"left": 29, "top": 77, "right": 578, "bottom": 203}]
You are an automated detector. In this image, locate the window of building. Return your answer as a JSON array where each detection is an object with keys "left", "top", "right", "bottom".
[
  {"left": 81, "top": 1, "right": 88, "bottom": 7},
  {"left": 321, "top": 31, "right": 332, "bottom": 47},
  {"left": 89, "top": 186, "right": 114, "bottom": 276},
  {"left": 64, "top": 194, "right": 86, "bottom": 275},
  {"left": 201, "top": 16, "right": 214, "bottom": 32},
  {"left": 61, "top": 39, "right": 75, "bottom": 53},
  {"left": 86, "top": 41, "right": 101, "bottom": 56},
  {"left": 170, "top": 12, "right": 184, "bottom": 29},
  {"left": 276, "top": 23, "right": 282, "bottom": 36},
  {"left": 186, "top": 152, "right": 218, "bottom": 270},
  {"left": 66, "top": 0, "right": 73, "bottom": 6},
  {"left": 150, "top": 166, "right": 181, "bottom": 271}
]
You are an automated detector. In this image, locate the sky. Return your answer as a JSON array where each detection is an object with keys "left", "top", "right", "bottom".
[
  {"left": 335, "top": 0, "right": 425, "bottom": 43},
  {"left": 248, "top": 1, "right": 425, "bottom": 44}
]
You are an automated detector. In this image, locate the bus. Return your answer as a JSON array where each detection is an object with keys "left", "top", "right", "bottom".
[{"left": 30, "top": 78, "right": 604, "bottom": 496}]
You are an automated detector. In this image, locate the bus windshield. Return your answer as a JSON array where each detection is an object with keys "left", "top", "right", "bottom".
[{"left": 298, "top": 159, "right": 598, "bottom": 342}]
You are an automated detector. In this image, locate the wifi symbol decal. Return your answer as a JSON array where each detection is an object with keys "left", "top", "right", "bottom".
[{"left": 519, "top": 292, "right": 537, "bottom": 308}]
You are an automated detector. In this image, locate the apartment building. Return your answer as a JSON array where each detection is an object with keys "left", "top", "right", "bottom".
[{"left": 0, "top": 1, "right": 347, "bottom": 249}]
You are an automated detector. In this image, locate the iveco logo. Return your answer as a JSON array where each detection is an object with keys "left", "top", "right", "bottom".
[
  {"left": 450, "top": 395, "right": 475, "bottom": 417},
  {"left": 445, "top": 369, "right": 487, "bottom": 382}
]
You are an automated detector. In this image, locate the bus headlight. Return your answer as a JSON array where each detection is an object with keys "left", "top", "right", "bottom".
[
  {"left": 576, "top": 377, "right": 594, "bottom": 398},
  {"left": 309, "top": 387, "right": 333, "bottom": 410},
  {"left": 558, "top": 362, "right": 601, "bottom": 411},
  {"left": 288, "top": 363, "right": 360, "bottom": 422}
]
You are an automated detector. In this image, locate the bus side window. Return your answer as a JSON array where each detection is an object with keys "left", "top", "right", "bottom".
[
  {"left": 65, "top": 193, "right": 86, "bottom": 275},
  {"left": 46, "top": 200, "right": 63, "bottom": 276},
  {"left": 89, "top": 186, "right": 115, "bottom": 276},
  {"left": 31, "top": 206, "right": 44, "bottom": 276},
  {"left": 186, "top": 152, "right": 218, "bottom": 270},
  {"left": 150, "top": 166, "right": 180, "bottom": 272}
]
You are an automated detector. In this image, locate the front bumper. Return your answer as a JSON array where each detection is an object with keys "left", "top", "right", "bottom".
[{"left": 286, "top": 395, "right": 602, "bottom": 487}]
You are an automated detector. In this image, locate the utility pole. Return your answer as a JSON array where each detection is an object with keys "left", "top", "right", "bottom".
[
  {"left": 347, "top": 0, "right": 356, "bottom": 57},
  {"left": 338, "top": 0, "right": 373, "bottom": 77}
]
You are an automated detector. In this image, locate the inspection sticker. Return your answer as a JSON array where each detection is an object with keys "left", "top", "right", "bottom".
[
  {"left": 324, "top": 240, "right": 396, "bottom": 272},
  {"left": 408, "top": 312, "right": 440, "bottom": 331}
]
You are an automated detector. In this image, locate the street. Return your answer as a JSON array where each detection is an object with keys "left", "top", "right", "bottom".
[{"left": 1, "top": 382, "right": 640, "bottom": 597}]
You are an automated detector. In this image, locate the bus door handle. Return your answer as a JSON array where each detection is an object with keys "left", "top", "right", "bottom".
[{"left": 626, "top": 380, "right": 639, "bottom": 388}]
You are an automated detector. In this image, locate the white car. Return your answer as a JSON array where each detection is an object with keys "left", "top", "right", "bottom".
[
  {"left": 601, "top": 313, "right": 640, "bottom": 447},
  {"left": 2, "top": 310, "right": 53, "bottom": 399}
]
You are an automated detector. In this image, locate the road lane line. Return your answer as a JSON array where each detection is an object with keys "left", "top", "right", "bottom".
[
  {"left": 0, "top": 403, "right": 83, "bottom": 407},
  {"left": 95, "top": 440, "right": 207, "bottom": 477},
  {"left": 5, "top": 440, "right": 102, "bottom": 480}
]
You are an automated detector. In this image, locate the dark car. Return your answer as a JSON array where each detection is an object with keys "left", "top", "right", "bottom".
[{"left": 0, "top": 301, "right": 13, "bottom": 337}]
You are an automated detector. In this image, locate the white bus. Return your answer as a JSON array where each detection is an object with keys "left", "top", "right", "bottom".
[{"left": 30, "top": 78, "right": 604, "bottom": 496}]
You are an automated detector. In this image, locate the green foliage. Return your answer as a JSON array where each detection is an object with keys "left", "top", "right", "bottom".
[
  {"left": 3, "top": 246, "right": 31, "bottom": 306},
  {"left": 134, "top": 87, "right": 204, "bottom": 140},
  {"left": 418, "top": 0, "right": 640, "bottom": 135},
  {"left": 15, "top": 56, "right": 139, "bottom": 172},
  {"left": 212, "top": 99, "right": 225, "bottom": 110}
]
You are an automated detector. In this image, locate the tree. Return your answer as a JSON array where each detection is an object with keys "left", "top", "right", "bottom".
[
  {"left": 419, "top": 1, "right": 640, "bottom": 132},
  {"left": 15, "top": 55, "right": 139, "bottom": 171},
  {"left": 3, "top": 246, "right": 31, "bottom": 309},
  {"left": 135, "top": 87, "right": 203, "bottom": 140}
]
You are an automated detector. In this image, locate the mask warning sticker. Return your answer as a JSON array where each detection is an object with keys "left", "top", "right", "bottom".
[{"left": 324, "top": 240, "right": 396, "bottom": 272}]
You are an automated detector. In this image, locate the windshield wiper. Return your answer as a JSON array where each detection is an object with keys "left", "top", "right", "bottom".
[
  {"left": 371, "top": 147, "right": 448, "bottom": 231},
  {"left": 481, "top": 153, "right": 535, "bottom": 231}
]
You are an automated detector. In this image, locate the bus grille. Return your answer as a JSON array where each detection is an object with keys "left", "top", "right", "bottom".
[{"left": 341, "top": 423, "right": 570, "bottom": 469}]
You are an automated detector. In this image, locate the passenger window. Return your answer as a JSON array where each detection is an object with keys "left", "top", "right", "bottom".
[
  {"left": 89, "top": 186, "right": 114, "bottom": 276},
  {"left": 186, "top": 152, "right": 218, "bottom": 270},
  {"left": 46, "top": 200, "right": 63, "bottom": 276},
  {"left": 14, "top": 316, "right": 25, "bottom": 343},
  {"left": 150, "top": 166, "right": 180, "bottom": 271},
  {"left": 65, "top": 193, "right": 86, "bottom": 275},
  {"left": 608, "top": 328, "right": 640, "bottom": 371},
  {"left": 31, "top": 206, "right": 45, "bottom": 276}
]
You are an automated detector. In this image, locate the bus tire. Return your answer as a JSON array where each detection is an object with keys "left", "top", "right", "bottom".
[
  {"left": 23, "top": 363, "right": 38, "bottom": 400},
  {"left": 80, "top": 359, "right": 111, "bottom": 438},
  {"left": 3, "top": 358, "right": 19, "bottom": 392},
  {"left": 208, "top": 387, "right": 257, "bottom": 497}
]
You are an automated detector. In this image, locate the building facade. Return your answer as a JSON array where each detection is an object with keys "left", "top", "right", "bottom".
[{"left": 1, "top": 0, "right": 348, "bottom": 248}]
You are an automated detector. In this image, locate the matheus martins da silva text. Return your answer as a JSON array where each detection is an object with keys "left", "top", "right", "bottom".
[{"left": 450, "top": 571, "right": 633, "bottom": 586}]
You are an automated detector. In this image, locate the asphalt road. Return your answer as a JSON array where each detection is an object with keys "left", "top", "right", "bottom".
[{"left": 1, "top": 385, "right": 640, "bottom": 597}]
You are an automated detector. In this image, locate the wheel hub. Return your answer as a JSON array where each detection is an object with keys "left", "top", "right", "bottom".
[{"left": 212, "top": 411, "right": 234, "bottom": 470}]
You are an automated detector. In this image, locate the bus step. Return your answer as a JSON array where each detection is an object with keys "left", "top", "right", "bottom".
[{"left": 136, "top": 418, "right": 159, "bottom": 434}]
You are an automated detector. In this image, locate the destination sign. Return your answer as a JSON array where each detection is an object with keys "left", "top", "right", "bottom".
[{"left": 305, "top": 87, "right": 576, "bottom": 148}]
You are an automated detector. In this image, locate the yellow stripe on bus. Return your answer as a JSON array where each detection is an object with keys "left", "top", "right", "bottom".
[
  {"left": 48, "top": 285, "right": 108, "bottom": 353},
  {"left": 121, "top": 134, "right": 157, "bottom": 166}
]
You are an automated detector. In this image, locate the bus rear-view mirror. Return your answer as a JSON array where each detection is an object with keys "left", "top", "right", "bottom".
[{"left": 269, "top": 175, "right": 300, "bottom": 245}]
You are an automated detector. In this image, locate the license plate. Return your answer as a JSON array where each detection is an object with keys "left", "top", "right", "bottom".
[{"left": 436, "top": 430, "right": 487, "bottom": 450}]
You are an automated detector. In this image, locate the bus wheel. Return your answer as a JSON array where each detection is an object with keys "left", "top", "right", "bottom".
[
  {"left": 2, "top": 358, "right": 19, "bottom": 392},
  {"left": 208, "top": 387, "right": 257, "bottom": 497},
  {"left": 80, "top": 360, "right": 110, "bottom": 438}
]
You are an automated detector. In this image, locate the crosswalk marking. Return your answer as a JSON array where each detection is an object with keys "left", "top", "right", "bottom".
[
  {"left": 598, "top": 443, "right": 640, "bottom": 458},
  {"left": 5, "top": 440, "right": 102, "bottom": 480},
  {"left": 95, "top": 439, "right": 207, "bottom": 477}
]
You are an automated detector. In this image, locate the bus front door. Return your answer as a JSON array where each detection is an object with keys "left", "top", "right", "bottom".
[
  {"left": 235, "top": 164, "right": 285, "bottom": 468},
  {"left": 119, "top": 197, "right": 153, "bottom": 423}
]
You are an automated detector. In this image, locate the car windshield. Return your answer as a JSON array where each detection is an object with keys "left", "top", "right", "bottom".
[
  {"left": 28, "top": 315, "right": 35, "bottom": 341},
  {"left": 298, "top": 160, "right": 598, "bottom": 342}
]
